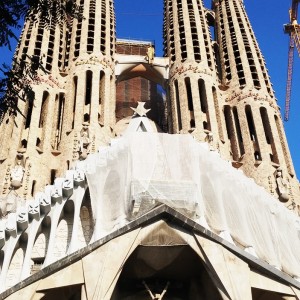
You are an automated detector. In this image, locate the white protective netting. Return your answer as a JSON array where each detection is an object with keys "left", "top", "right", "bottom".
[{"left": 78, "top": 132, "right": 300, "bottom": 278}]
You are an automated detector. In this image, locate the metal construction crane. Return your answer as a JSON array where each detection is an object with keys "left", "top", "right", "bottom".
[{"left": 284, "top": 0, "right": 300, "bottom": 121}]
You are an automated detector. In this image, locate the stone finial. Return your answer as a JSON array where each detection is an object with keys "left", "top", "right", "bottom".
[
  {"left": 28, "top": 201, "right": 40, "bottom": 219},
  {"left": 51, "top": 188, "right": 63, "bottom": 204},
  {"left": 74, "top": 170, "right": 85, "bottom": 187}
]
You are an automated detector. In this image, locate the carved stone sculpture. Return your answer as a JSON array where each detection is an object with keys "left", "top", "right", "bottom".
[
  {"left": 142, "top": 281, "right": 170, "bottom": 300},
  {"left": 78, "top": 122, "right": 91, "bottom": 160},
  {"left": 275, "top": 168, "right": 290, "bottom": 202},
  {"left": 10, "top": 149, "right": 26, "bottom": 189},
  {"left": 146, "top": 45, "right": 155, "bottom": 65}
]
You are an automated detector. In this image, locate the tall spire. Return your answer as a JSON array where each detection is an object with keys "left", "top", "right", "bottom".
[
  {"left": 164, "top": 0, "right": 225, "bottom": 153},
  {"left": 214, "top": 0, "right": 274, "bottom": 96},
  {"left": 0, "top": 0, "right": 116, "bottom": 197},
  {"left": 214, "top": 0, "right": 300, "bottom": 205}
]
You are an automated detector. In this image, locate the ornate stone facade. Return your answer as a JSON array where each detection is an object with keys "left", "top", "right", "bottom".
[
  {"left": 0, "top": 0, "right": 116, "bottom": 197},
  {"left": 0, "top": 0, "right": 298, "bottom": 208},
  {"left": 0, "top": 1, "right": 300, "bottom": 298}
]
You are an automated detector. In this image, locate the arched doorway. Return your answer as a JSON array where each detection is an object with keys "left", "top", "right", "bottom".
[{"left": 111, "top": 245, "right": 223, "bottom": 300}]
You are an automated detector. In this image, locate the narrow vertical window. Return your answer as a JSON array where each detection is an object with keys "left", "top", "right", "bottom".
[
  {"left": 198, "top": 79, "right": 211, "bottom": 130},
  {"left": 52, "top": 93, "right": 65, "bottom": 151},
  {"left": 224, "top": 105, "right": 238, "bottom": 161},
  {"left": 233, "top": 107, "right": 245, "bottom": 156},
  {"left": 212, "top": 87, "right": 224, "bottom": 141},
  {"left": 56, "top": 93, "right": 65, "bottom": 149},
  {"left": 185, "top": 78, "right": 193, "bottom": 112},
  {"left": 57, "top": 93, "right": 65, "bottom": 140},
  {"left": 99, "top": 71, "right": 105, "bottom": 124},
  {"left": 37, "top": 91, "right": 50, "bottom": 150},
  {"left": 39, "top": 92, "right": 49, "bottom": 129},
  {"left": 85, "top": 71, "right": 93, "bottom": 105},
  {"left": 72, "top": 77, "right": 78, "bottom": 130},
  {"left": 21, "top": 140, "right": 28, "bottom": 149},
  {"left": 245, "top": 105, "right": 261, "bottom": 160},
  {"left": 31, "top": 180, "right": 36, "bottom": 197},
  {"left": 260, "top": 107, "right": 278, "bottom": 163},
  {"left": 245, "top": 105, "right": 257, "bottom": 142},
  {"left": 99, "top": 71, "right": 105, "bottom": 105},
  {"left": 199, "top": 79, "right": 207, "bottom": 113},
  {"left": 174, "top": 80, "right": 182, "bottom": 131},
  {"left": 25, "top": 97, "right": 34, "bottom": 129},
  {"left": 185, "top": 77, "right": 194, "bottom": 128},
  {"left": 50, "top": 169, "right": 57, "bottom": 185}
]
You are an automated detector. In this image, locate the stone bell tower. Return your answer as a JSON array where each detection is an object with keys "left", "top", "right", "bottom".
[
  {"left": 163, "top": 0, "right": 225, "bottom": 150},
  {"left": 214, "top": 0, "right": 300, "bottom": 206},
  {"left": 0, "top": 0, "right": 116, "bottom": 200},
  {"left": 163, "top": 0, "right": 300, "bottom": 207}
]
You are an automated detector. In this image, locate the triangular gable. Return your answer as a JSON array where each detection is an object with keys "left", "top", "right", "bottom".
[{"left": 2, "top": 205, "right": 300, "bottom": 299}]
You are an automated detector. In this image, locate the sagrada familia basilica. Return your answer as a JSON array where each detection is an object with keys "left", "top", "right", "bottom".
[{"left": 0, "top": 0, "right": 300, "bottom": 299}]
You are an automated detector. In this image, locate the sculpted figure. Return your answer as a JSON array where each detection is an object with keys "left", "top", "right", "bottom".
[
  {"left": 275, "top": 168, "right": 290, "bottom": 202},
  {"left": 10, "top": 149, "right": 26, "bottom": 189},
  {"left": 146, "top": 45, "right": 155, "bottom": 65},
  {"left": 79, "top": 122, "right": 90, "bottom": 160},
  {"left": 142, "top": 281, "right": 170, "bottom": 300}
]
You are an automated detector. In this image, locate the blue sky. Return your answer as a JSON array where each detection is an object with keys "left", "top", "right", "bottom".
[{"left": 1, "top": 0, "right": 299, "bottom": 176}]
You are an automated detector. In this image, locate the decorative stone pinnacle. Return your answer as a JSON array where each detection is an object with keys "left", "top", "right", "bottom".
[{"left": 130, "top": 102, "right": 151, "bottom": 117}]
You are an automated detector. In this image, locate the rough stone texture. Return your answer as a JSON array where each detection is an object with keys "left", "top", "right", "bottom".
[
  {"left": 1, "top": 0, "right": 298, "bottom": 208},
  {"left": 213, "top": 0, "right": 300, "bottom": 207},
  {"left": 0, "top": 0, "right": 116, "bottom": 199}
]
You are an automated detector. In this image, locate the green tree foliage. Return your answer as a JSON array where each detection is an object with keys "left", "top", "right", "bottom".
[
  {"left": 0, "top": 0, "right": 82, "bottom": 49},
  {"left": 0, "top": 56, "right": 45, "bottom": 118},
  {"left": 0, "top": 0, "right": 82, "bottom": 120}
]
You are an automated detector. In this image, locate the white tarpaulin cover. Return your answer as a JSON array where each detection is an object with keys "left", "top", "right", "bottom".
[{"left": 78, "top": 131, "right": 300, "bottom": 279}]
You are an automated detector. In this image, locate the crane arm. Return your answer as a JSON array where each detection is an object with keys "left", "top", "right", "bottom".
[
  {"left": 285, "top": 36, "right": 295, "bottom": 121},
  {"left": 284, "top": 0, "right": 300, "bottom": 121},
  {"left": 293, "top": 25, "right": 300, "bottom": 55}
]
